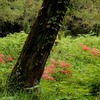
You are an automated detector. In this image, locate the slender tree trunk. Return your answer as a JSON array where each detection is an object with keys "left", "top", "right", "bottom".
[{"left": 7, "top": 0, "right": 70, "bottom": 90}]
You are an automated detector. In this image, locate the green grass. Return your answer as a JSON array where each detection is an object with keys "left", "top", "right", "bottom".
[{"left": 0, "top": 33, "right": 100, "bottom": 100}]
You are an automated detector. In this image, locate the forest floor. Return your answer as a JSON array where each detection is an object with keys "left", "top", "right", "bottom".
[{"left": 0, "top": 32, "right": 100, "bottom": 100}]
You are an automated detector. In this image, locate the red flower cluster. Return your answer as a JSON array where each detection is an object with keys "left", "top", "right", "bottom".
[
  {"left": 80, "top": 43, "right": 90, "bottom": 51},
  {"left": 58, "top": 60, "right": 70, "bottom": 68},
  {"left": 42, "top": 73, "right": 55, "bottom": 81},
  {"left": 42, "top": 58, "right": 56, "bottom": 81},
  {"left": 58, "top": 60, "right": 71, "bottom": 76},
  {"left": 7, "top": 56, "right": 13, "bottom": 62},
  {"left": 42, "top": 58, "right": 71, "bottom": 81},
  {"left": 0, "top": 54, "right": 13, "bottom": 64},
  {"left": 61, "top": 69, "right": 71, "bottom": 75},
  {"left": 90, "top": 48, "right": 100, "bottom": 56},
  {"left": 0, "top": 54, "right": 5, "bottom": 63},
  {"left": 80, "top": 43, "right": 100, "bottom": 57},
  {"left": 43, "top": 64, "right": 55, "bottom": 74},
  {"left": 50, "top": 58, "right": 56, "bottom": 65}
]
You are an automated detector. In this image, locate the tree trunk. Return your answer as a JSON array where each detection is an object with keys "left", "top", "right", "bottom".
[{"left": 7, "top": 0, "right": 70, "bottom": 91}]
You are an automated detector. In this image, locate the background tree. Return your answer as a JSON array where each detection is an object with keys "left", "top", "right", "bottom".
[
  {"left": 7, "top": 0, "right": 70, "bottom": 91},
  {"left": 1, "top": 0, "right": 99, "bottom": 37},
  {"left": 0, "top": 0, "right": 41, "bottom": 37},
  {"left": 62, "top": 0, "right": 100, "bottom": 36}
]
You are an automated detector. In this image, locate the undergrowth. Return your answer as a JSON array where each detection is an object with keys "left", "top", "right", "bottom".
[{"left": 0, "top": 32, "right": 100, "bottom": 100}]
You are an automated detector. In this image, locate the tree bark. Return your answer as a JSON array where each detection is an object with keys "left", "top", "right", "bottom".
[{"left": 7, "top": 0, "right": 70, "bottom": 91}]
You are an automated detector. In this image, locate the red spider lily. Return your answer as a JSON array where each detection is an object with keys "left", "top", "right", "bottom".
[
  {"left": 80, "top": 43, "right": 90, "bottom": 51},
  {"left": 61, "top": 69, "right": 71, "bottom": 75},
  {"left": 58, "top": 60, "right": 70, "bottom": 68},
  {"left": 0, "top": 57, "right": 5, "bottom": 63},
  {"left": 80, "top": 44, "right": 100, "bottom": 57},
  {"left": 50, "top": 58, "right": 56, "bottom": 65},
  {"left": 43, "top": 67, "right": 54, "bottom": 74},
  {"left": 0, "top": 54, "right": 5, "bottom": 63},
  {"left": 43, "top": 64, "right": 56, "bottom": 74},
  {"left": 48, "top": 64, "right": 56, "bottom": 68},
  {"left": 0, "top": 54, "right": 5, "bottom": 58},
  {"left": 7, "top": 56, "right": 13, "bottom": 62},
  {"left": 42, "top": 73, "right": 55, "bottom": 81},
  {"left": 97, "top": 51, "right": 100, "bottom": 57},
  {"left": 90, "top": 48, "right": 98, "bottom": 56}
]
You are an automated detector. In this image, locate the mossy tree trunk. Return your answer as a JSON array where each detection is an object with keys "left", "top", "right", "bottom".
[{"left": 7, "top": 0, "right": 70, "bottom": 90}]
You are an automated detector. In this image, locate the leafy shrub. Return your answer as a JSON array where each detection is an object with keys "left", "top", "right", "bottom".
[
  {"left": 65, "top": 15, "right": 92, "bottom": 36},
  {"left": 92, "top": 23, "right": 100, "bottom": 36}
]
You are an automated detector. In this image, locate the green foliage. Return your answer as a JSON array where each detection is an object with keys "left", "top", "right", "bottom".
[
  {"left": 22, "top": 0, "right": 42, "bottom": 32},
  {"left": 0, "top": 33, "right": 100, "bottom": 99},
  {"left": 0, "top": 32, "right": 27, "bottom": 89},
  {"left": 0, "top": 0, "right": 42, "bottom": 33},
  {"left": 89, "top": 73, "right": 100, "bottom": 96},
  {"left": 63, "top": 0, "right": 100, "bottom": 36},
  {"left": 0, "top": 31, "right": 27, "bottom": 58}
]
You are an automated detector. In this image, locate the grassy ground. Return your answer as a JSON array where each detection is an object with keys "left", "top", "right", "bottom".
[{"left": 0, "top": 32, "right": 100, "bottom": 100}]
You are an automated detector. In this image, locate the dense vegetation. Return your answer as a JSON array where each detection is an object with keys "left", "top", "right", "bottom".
[
  {"left": 0, "top": 0, "right": 100, "bottom": 99},
  {"left": 63, "top": 0, "right": 100, "bottom": 36},
  {"left": 0, "top": 0, "right": 100, "bottom": 37},
  {"left": 0, "top": 0, "right": 42, "bottom": 36},
  {"left": 0, "top": 33, "right": 100, "bottom": 99}
]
